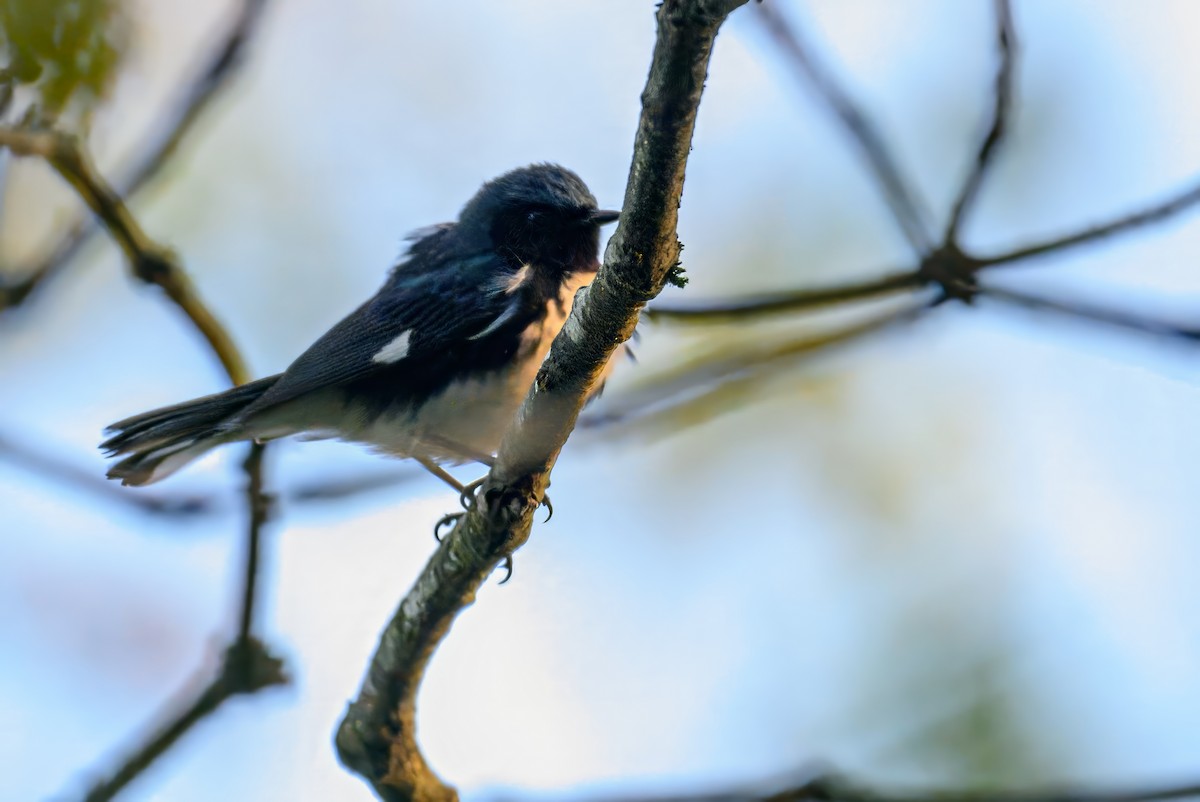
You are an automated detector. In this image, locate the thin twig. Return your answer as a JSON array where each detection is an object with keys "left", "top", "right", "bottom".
[
  {"left": 639, "top": 0, "right": 1200, "bottom": 444},
  {"left": 978, "top": 283, "right": 1200, "bottom": 343},
  {"left": 0, "top": 430, "right": 216, "bottom": 517},
  {"left": 335, "top": 2, "right": 750, "bottom": 800},
  {"left": 944, "top": 0, "right": 1017, "bottom": 243},
  {"left": 646, "top": 168, "right": 1200, "bottom": 324},
  {"left": 0, "top": 428, "right": 425, "bottom": 517},
  {"left": 646, "top": 270, "right": 922, "bottom": 323},
  {"left": 236, "top": 443, "right": 268, "bottom": 642},
  {"left": 583, "top": 301, "right": 927, "bottom": 434},
  {"left": 755, "top": 1, "right": 934, "bottom": 255},
  {"left": 0, "top": 123, "right": 287, "bottom": 800},
  {"left": 0, "top": 0, "right": 271, "bottom": 311},
  {"left": 79, "top": 640, "right": 286, "bottom": 802},
  {"left": 288, "top": 467, "right": 421, "bottom": 502},
  {"left": 977, "top": 177, "right": 1200, "bottom": 268},
  {"left": 764, "top": 775, "right": 1200, "bottom": 802},
  {"left": 0, "top": 126, "right": 248, "bottom": 382},
  {"left": 508, "top": 769, "right": 1200, "bottom": 802}
]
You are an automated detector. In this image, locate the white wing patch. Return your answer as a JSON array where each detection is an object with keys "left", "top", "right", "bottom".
[{"left": 372, "top": 330, "right": 413, "bottom": 364}]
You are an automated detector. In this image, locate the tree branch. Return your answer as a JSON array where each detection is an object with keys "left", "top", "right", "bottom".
[
  {"left": 646, "top": 270, "right": 922, "bottom": 323},
  {"left": 757, "top": 773, "right": 1200, "bottom": 802},
  {"left": 977, "top": 283, "right": 1200, "bottom": 343},
  {"left": 0, "top": 0, "right": 270, "bottom": 311},
  {"left": 644, "top": 0, "right": 1200, "bottom": 362},
  {"left": 236, "top": 443, "right": 269, "bottom": 642},
  {"left": 0, "top": 125, "right": 288, "bottom": 800},
  {"left": 976, "top": 177, "right": 1200, "bottom": 268},
  {"left": 0, "top": 430, "right": 216, "bottom": 518},
  {"left": 0, "top": 426, "right": 426, "bottom": 519},
  {"left": 643, "top": 167, "right": 1200, "bottom": 331},
  {"left": 583, "top": 300, "right": 927, "bottom": 435},
  {"left": 944, "top": 0, "right": 1016, "bottom": 243},
  {"left": 755, "top": 1, "right": 934, "bottom": 255},
  {"left": 78, "top": 639, "right": 286, "bottom": 802},
  {"left": 334, "top": 2, "right": 749, "bottom": 800},
  {"left": 0, "top": 126, "right": 248, "bottom": 382}
]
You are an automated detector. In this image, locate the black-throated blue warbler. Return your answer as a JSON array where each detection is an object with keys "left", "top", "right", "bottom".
[{"left": 102, "top": 164, "right": 621, "bottom": 491}]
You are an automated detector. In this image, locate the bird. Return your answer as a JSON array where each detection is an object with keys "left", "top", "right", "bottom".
[{"left": 102, "top": 163, "right": 623, "bottom": 494}]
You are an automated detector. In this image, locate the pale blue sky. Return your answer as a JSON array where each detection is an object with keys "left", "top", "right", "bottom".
[{"left": 2, "top": 2, "right": 1199, "bottom": 800}]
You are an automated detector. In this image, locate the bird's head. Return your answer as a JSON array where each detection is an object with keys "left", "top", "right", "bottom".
[{"left": 459, "top": 163, "right": 619, "bottom": 278}]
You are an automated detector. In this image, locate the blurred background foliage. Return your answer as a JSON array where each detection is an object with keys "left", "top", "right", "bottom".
[
  {"left": 1, "top": 1, "right": 1198, "bottom": 801},
  {"left": 0, "top": 0, "right": 128, "bottom": 123}
]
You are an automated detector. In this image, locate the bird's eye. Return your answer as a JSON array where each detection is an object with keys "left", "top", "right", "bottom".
[{"left": 526, "top": 210, "right": 542, "bottom": 223}]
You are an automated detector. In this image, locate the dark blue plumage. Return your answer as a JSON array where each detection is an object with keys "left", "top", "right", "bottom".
[{"left": 102, "top": 164, "right": 621, "bottom": 486}]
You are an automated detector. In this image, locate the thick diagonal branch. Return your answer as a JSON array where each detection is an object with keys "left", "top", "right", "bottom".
[{"left": 334, "top": 2, "right": 749, "bottom": 800}]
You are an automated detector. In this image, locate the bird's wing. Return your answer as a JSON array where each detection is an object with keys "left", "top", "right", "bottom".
[{"left": 235, "top": 251, "right": 520, "bottom": 418}]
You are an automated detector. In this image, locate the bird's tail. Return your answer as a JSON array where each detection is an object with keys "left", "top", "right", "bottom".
[{"left": 102, "top": 375, "right": 280, "bottom": 486}]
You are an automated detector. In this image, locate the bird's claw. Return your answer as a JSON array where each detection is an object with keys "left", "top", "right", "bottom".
[
  {"left": 497, "top": 554, "right": 514, "bottom": 585},
  {"left": 459, "top": 477, "right": 486, "bottom": 510},
  {"left": 433, "top": 511, "right": 464, "bottom": 542},
  {"left": 434, "top": 477, "right": 486, "bottom": 542},
  {"left": 540, "top": 493, "right": 553, "bottom": 522}
]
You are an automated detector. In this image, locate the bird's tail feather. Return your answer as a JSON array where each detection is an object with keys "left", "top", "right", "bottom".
[{"left": 102, "top": 375, "right": 280, "bottom": 486}]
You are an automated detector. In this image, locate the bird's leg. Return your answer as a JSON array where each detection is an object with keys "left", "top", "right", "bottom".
[
  {"left": 425, "top": 462, "right": 489, "bottom": 543},
  {"left": 418, "top": 451, "right": 548, "bottom": 584},
  {"left": 457, "top": 476, "right": 486, "bottom": 510},
  {"left": 417, "top": 456, "right": 469, "bottom": 542},
  {"left": 414, "top": 455, "right": 466, "bottom": 494}
]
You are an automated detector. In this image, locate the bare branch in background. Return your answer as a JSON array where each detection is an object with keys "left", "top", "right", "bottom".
[
  {"left": 5, "top": 1, "right": 1198, "bottom": 799},
  {"left": 334, "top": 2, "right": 750, "bottom": 799},
  {"left": 0, "top": 431, "right": 216, "bottom": 517},
  {"left": 0, "top": 127, "right": 249, "bottom": 380},
  {"left": 0, "top": 120, "right": 287, "bottom": 800},
  {"left": 977, "top": 284, "right": 1200, "bottom": 343},
  {"left": 77, "top": 640, "right": 285, "bottom": 802},
  {"left": 583, "top": 300, "right": 927, "bottom": 436},
  {"left": 0, "top": 427, "right": 426, "bottom": 519},
  {"left": 646, "top": 172, "right": 1200, "bottom": 327},
  {"left": 490, "top": 768, "right": 1200, "bottom": 802},
  {"left": 0, "top": 0, "right": 270, "bottom": 311},
  {"left": 589, "top": 772, "right": 1200, "bottom": 802},
  {"left": 288, "top": 467, "right": 422, "bottom": 502},
  {"left": 944, "top": 0, "right": 1016, "bottom": 243},
  {"left": 755, "top": 1, "right": 934, "bottom": 255},
  {"left": 645, "top": 0, "right": 1200, "bottom": 373},
  {"left": 647, "top": 270, "right": 922, "bottom": 323},
  {"left": 235, "top": 443, "right": 268, "bottom": 642},
  {"left": 976, "top": 177, "right": 1200, "bottom": 268},
  {"left": 778, "top": 774, "right": 1200, "bottom": 802}
]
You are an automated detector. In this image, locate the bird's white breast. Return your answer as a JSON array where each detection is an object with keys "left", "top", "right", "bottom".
[{"left": 359, "top": 271, "right": 622, "bottom": 464}]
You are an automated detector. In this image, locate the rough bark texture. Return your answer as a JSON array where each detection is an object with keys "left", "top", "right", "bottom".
[{"left": 335, "top": 2, "right": 749, "bottom": 800}]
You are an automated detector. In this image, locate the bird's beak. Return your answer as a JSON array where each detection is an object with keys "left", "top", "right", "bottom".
[{"left": 589, "top": 209, "right": 621, "bottom": 225}]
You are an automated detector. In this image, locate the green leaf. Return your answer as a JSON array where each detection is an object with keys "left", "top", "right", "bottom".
[{"left": 0, "top": 0, "right": 127, "bottom": 118}]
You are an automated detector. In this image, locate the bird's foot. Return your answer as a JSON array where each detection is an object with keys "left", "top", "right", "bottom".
[
  {"left": 459, "top": 476, "right": 485, "bottom": 510},
  {"left": 433, "top": 511, "right": 462, "bottom": 542},
  {"left": 432, "top": 477, "right": 487, "bottom": 542}
]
